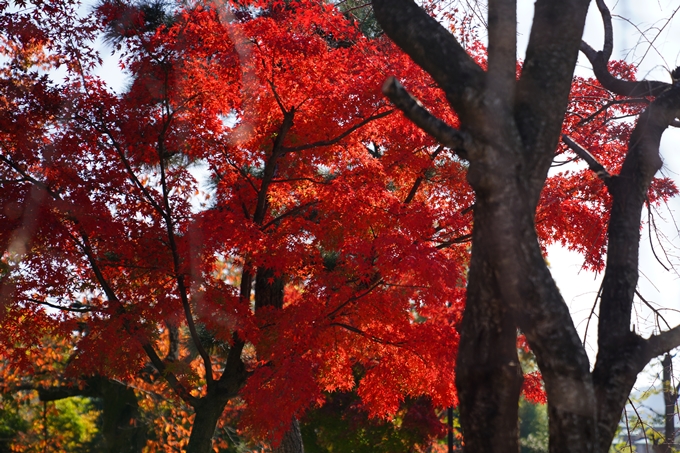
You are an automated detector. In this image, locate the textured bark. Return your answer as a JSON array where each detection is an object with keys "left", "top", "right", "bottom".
[{"left": 662, "top": 354, "right": 676, "bottom": 453}]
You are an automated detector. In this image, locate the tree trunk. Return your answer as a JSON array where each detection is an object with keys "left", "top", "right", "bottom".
[
  {"left": 456, "top": 247, "right": 523, "bottom": 452},
  {"left": 185, "top": 393, "right": 230, "bottom": 453},
  {"left": 662, "top": 354, "right": 676, "bottom": 453},
  {"left": 255, "top": 268, "right": 305, "bottom": 453},
  {"left": 273, "top": 418, "right": 305, "bottom": 453},
  {"left": 39, "top": 376, "right": 148, "bottom": 453}
]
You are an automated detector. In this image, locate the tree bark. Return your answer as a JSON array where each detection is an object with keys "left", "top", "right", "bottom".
[
  {"left": 38, "top": 376, "right": 148, "bottom": 453},
  {"left": 185, "top": 392, "right": 231, "bottom": 453}
]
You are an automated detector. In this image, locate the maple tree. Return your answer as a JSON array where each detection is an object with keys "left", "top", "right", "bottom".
[
  {"left": 1, "top": 0, "right": 677, "bottom": 452},
  {"left": 1, "top": 0, "right": 465, "bottom": 451}
]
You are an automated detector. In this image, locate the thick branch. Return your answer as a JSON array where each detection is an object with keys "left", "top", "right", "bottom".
[
  {"left": 561, "top": 135, "right": 612, "bottom": 180},
  {"left": 382, "top": 77, "right": 469, "bottom": 158},
  {"left": 580, "top": 43, "right": 671, "bottom": 97},
  {"left": 647, "top": 326, "right": 680, "bottom": 362},
  {"left": 253, "top": 110, "right": 295, "bottom": 225},
  {"left": 487, "top": 0, "right": 517, "bottom": 108},
  {"left": 516, "top": 0, "right": 591, "bottom": 173},
  {"left": 580, "top": 0, "right": 670, "bottom": 98},
  {"left": 371, "top": 0, "right": 485, "bottom": 117}
]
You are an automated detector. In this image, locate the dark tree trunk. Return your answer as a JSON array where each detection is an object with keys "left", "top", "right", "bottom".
[
  {"left": 456, "top": 247, "right": 523, "bottom": 452},
  {"left": 272, "top": 418, "right": 305, "bottom": 453},
  {"left": 255, "top": 267, "right": 305, "bottom": 453},
  {"left": 662, "top": 354, "right": 676, "bottom": 453},
  {"left": 185, "top": 392, "right": 231, "bottom": 453},
  {"left": 38, "top": 376, "right": 148, "bottom": 453},
  {"left": 96, "top": 378, "right": 148, "bottom": 453}
]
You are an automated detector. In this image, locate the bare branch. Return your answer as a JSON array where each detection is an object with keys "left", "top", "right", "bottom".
[
  {"left": 283, "top": 110, "right": 394, "bottom": 153},
  {"left": 577, "top": 98, "right": 650, "bottom": 126},
  {"left": 580, "top": 0, "right": 672, "bottom": 98},
  {"left": 647, "top": 325, "right": 680, "bottom": 362},
  {"left": 382, "top": 77, "right": 469, "bottom": 158},
  {"left": 594, "top": 0, "right": 613, "bottom": 61},
  {"left": 561, "top": 135, "right": 612, "bottom": 180}
]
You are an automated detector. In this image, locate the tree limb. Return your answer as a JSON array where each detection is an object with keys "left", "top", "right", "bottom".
[
  {"left": 382, "top": 77, "right": 469, "bottom": 159},
  {"left": 371, "top": 0, "right": 485, "bottom": 118},
  {"left": 580, "top": 0, "right": 671, "bottom": 98},
  {"left": 561, "top": 135, "right": 612, "bottom": 180},
  {"left": 283, "top": 110, "right": 393, "bottom": 153}
]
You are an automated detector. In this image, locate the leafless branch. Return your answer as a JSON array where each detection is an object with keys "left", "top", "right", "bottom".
[
  {"left": 577, "top": 98, "right": 650, "bottom": 126},
  {"left": 283, "top": 109, "right": 394, "bottom": 153},
  {"left": 382, "top": 77, "right": 469, "bottom": 159},
  {"left": 580, "top": 0, "right": 672, "bottom": 97},
  {"left": 561, "top": 135, "right": 612, "bottom": 180}
]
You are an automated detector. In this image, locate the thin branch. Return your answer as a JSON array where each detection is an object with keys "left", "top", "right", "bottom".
[
  {"left": 283, "top": 109, "right": 394, "bottom": 153},
  {"left": 260, "top": 201, "right": 319, "bottom": 231},
  {"left": 436, "top": 233, "right": 473, "bottom": 249},
  {"left": 382, "top": 77, "right": 469, "bottom": 159},
  {"left": 23, "top": 297, "right": 95, "bottom": 313},
  {"left": 73, "top": 229, "right": 198, "bottom": 407},
  {"left": 404, "top": 145, "right": 444, "bottom": 204},
  {"left": 157, "top": 137, "right": 215, "bottom": 387},
  {"left": 326, "top": 278, "right": 384, "bottom": 319},
  {"left": 561, "top": 135, "right": 612, "bottom": 180},
  {"left": 577, "top": 98, "right": 650, "bottom": 126},
  {"left": 647, "top": 201, "right": 671, "bottom": 272},
  {"left": 330, "top": 322, "right": 406, "bottom": 347},
  {"left": 583, "top": 282, "right": 604, "bottom": 347},
  {"left": 635, "top": 289, "right": 671, "bottom": 331}
]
